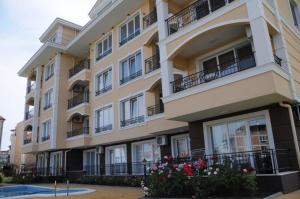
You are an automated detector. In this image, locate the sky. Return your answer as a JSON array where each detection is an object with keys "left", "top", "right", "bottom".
[{"left": 0, "top": 0, "right": 96, "bottom": 150}]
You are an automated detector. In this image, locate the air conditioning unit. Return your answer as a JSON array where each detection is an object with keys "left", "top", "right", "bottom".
[
  {"left": 293, "top": 104, "right": 300, "bottom": 121},
  {"left": 156, "top": 135, "right": 168, "bottom": 146},
  {"left": 96, "top": 146, "right": 104, "bottom": 154}
]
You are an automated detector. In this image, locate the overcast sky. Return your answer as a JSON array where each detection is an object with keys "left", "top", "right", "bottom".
[{"left": 0, "top": 0, "right": 96, "bottom": 150}]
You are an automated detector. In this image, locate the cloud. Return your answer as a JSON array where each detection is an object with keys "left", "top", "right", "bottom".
[{"left": 0, "top": 0, "right": 96, "bottom": 150}]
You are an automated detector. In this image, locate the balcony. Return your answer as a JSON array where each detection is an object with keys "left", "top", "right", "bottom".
[
  {"left": 41, "top": 135, "right": 50, "bottom": 142},
  {"left": 96, "top": 49, "right": 112, "bottom": 62},
  {"left": 147, "top": 103, "right": 164, "bottom": 117},
  {"left": 143, "top": 9, "right": 157, "bottom": 29},
  {"left": 95, "top": 85, "right": 112, "bottom": 96},
  {"left": 67, "top": 127, "right": 89, "bottom": 138},
  {"left": 119, "top": 29, "right": 140, "bottom": 46},
  {"left": 25, "top": 110, "right": 34, "bottom": 120},
  {"left": 120, "top": 116, "right": 145, "bottom": 127},
  {"left": 67, "top": 92, "right": 89, "bottom": 109},
  {"left": 95, "top": 124, "right": 113, "bottom": 133},
  {"left": 145, "top": 54, "right": 160, "bottom": 74},
  {"left": 171, "top": 54, "right": 256, "bottom": 93},
  {"left": 69, "top": 59, "right": 90, "bottom": 78},
  {"left": 166, "top": 0, "right": 236, "bottom": 35},
  {"left": 23, "top": 138, "right": 32, "bottom": 145},
  {"left": 120, "top": 70, "right": 142, "bottom": 85},
  {"left": 27, "top": 83, "right": 36, "bottom": 94}
]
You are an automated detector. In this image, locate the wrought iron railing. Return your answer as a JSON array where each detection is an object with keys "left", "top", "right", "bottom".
[
  {"left": 166, "top": 0, "right": 235, "bottom": 35},
  {"left": 145, "top": 54, "right": 160, "bottom": 74},
  {"left": 119, "top": 29, "right": 141, "bottom": 46},
  {"left": 95, "top": 124, "right": 113, "bottom": 133},
  {"left": 27, "top": 83, "right": 36, "bottom": 94},
  {"left": 143, "top": 9, "right": 157, "bottom": 29},
  {"left": 67, "top": 92, "right": 89, "bottom": 109},
  {"left": 95, "top": 85, "right": 112, "bottom": 96},
  {"left": 23, "top": 138, "right": 32, "bottom": 145},
  {"left": 274, "top": 54, "right": 282, "bottom": 66},
  {"left": 67, "top": 127, "right": 89, "bottom": 138},
  {"left": 120, "top": 116, "right": 145, "bottom": 127},
  {"left": 25, "top": 110, "right": 34, "bottom": 120},
  {"left": 83, "top": 165, "right": 100, "bottom": 176},
  {"left": 171, "top": 54, "right": 256, "bottom": 93},
  {"left": 69, "top": 59, "right": 90, "bottom": 78},
  {"left": 120, "top": 70, "right": 142, "bottom": 85},
  {"left": 41, "top": 135, "right": 50, "bottom": 142},
  {"left": 96, "top": 48, "right": 112, "bottom": 61},
  {"left": 147, "top": 103, "right": 164, "bottom": 116}
]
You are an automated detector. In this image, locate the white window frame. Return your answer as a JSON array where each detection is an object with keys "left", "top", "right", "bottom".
[
  {"left": 41, "top": 119, "right": 51, "bottom": 142},
  {"left": 94, "top": 104, "right": 113, "bottom": 134},
  {"left": 44, "top": 88, "right": 53, "bottom": 110},
  {"left": 95, "top": 66, "right": 113, "bottom": 96},
  {"left": 171, "top": 134, "right": 191, "bottom": 158},
  {"left": 45, "top": 61, "right": 54, "bottom": 81},
  {"left": 83, "top": 149, "right": 99, "bottom": 176},
  {"left": 290, "top": 0, "right": 300, "bottom": 28},
  {"left": 119, "top": 12, "right": 141, "bottom": 46},
  {"left": 95, "top": 32, "right": 113, "bottom": 62}
]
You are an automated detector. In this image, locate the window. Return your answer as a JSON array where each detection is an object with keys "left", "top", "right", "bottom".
[
  {"left": 120, "top": 14, "right": 140, "bottom": 46},
  {"left": 95, "top": 67, "right": 112, "bottom": 96},
  {"left": 37, "top": 153, "right": 47, "bottom": 176},
  {"left": 50, "top": 152, "right": 62, "bottom": 176},
  {"left": 290, "top": 0, "right": 300, "bottom": 27},
  {"left": 120, "top": 51, "right": 142, "bottom": 84},
  {"left": 96, "top": 34, "right": 112, "bottom": 61},
  {"left": 44, "top": 89, "right": 53, "bottom": 110},
  {"left": 95, "top": 105, "right": 113, "bottom": 133},
  {"left": 132, "top": 140, "right": 160, "bottom": 174},
  {"left": 120, "top": 94, "right": 145, "bottom": 127},
  {"left": 83, "top": 150, "right": 99, "bottom": 176},
  {"left": 171, "top": 134, "right": 191, "bottom": 158},
  {"left": 42, "top": 120, "right": 51, "bottom": 142},
  {"left": 45, "top": 62, "right": 54, "bottom": 81},
  {"left": 105, "top": 145, "right": 127, "bottom": 175},
  {"left": 48, "top": 32, "right": 57, "bottom": 43}
]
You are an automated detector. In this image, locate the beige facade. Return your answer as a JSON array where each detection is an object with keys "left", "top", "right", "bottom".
[{"left": 17, "top": 0, "right": 300, "bottom": 180}]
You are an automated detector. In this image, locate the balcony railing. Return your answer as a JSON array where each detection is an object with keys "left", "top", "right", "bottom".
[
  {"left": 27, "top": 83, "right": 36, "bottom": 94},
  {"left": 96, "top": 48, "right": 112, "bottom": 61},
  {"left": 274, "top": 54, "right": 282, "bottom": 66},
  {"left": 23, "top": 138, "right": 32, "bottom": 145},
  {"left": 67, "top": 92, "right": 89, "bottom": 109},
  {"left": 41, "top": 135, "right": 50, "bottom": 142},
  {"left": 119, "top": 29, "right": 140, "bottom": 46},
  {"left": 145, "top": 54, "right": 160, "bottom": 74},
  {"left": 69, "top": 59, "right": 90, "bottom": 78},
  {"left": 95, "top": 124, "right": 113, "bottom": 133},
  {"left": 143, "top": 9, "right": 157, "bottom": 29},
  {"left": 171, "top": 54, "right": 256, "bottom": 93},
  {"left": 120, "top": 116, "right": 145, "bottom": 127},
  {"left": 166, "top": 0, "right": 235, "bottom": 35},
  {"left": 67, "top": 127, "right": 89, "bottom": 138},
  {"left": 147, "top": 103, "right": 164, "bottom": 116},
  {"left": 120, "top": 70, "right": 142, "bottom": 85},
  {"left": 95, "top": 85, "right": 112, "bottom": 96},
  {"left": 25, "top": 110, "right": 34, "bottom": 120},
  {"left": 43, "top": 103, "right": 52, "bottom": 111}
]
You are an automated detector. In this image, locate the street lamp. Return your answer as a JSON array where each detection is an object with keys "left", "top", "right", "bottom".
[{"left": 142, "top": 158, "right": 147, "bottom": 185}]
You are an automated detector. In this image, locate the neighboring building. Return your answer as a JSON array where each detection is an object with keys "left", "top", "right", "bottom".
[
  {"left": 0, "top": 116, "right": 5, "bottom": 150},
  {"left": 0, "top": 150, "right": 9, "bottom": 168},
  {"left": 17, "top": 0, "right": 300, "bottom": 193}
]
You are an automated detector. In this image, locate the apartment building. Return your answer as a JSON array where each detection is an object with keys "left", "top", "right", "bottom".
[{"left": 18, "top": 0, "right": 300, "bottom": 192}]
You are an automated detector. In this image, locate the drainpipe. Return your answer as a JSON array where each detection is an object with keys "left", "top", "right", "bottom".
[
  {"left": 64, "top": 150, "right": 71, "bottom": 177},
  {"left": 279, "top": 102, "right": 300, "bottom": 170}
]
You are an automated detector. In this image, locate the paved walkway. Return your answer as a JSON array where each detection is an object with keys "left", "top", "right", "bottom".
[
  {"left": 35, "top": 184, "right": 143, "bottom": 199},
  {"left": 276, "top": 190, "right": 300, "bottom": 199}
]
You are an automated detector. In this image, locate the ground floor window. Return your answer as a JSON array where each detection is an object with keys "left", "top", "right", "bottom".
[
  {"left": 132, "top": 140, "right": 160, "bottom": 174},
  {"left": 50, "top": 151, "right": 62, "bottom": 176},
  {"left": 105, "top": 145, "right": 127, "bottom": 175},
  {"left": 83, "top": 149, "right": 99, "bottom": 176},
  {"left": 171, "top": 134, "right": 191, "bottom": 158},
  {"left": 37, "top": 153, "right": 48, "bottom": 176}
]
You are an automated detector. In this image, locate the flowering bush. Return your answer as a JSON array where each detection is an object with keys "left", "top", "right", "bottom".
[{"left": 142, "top": 156, "right": 257, "bottom": 198}]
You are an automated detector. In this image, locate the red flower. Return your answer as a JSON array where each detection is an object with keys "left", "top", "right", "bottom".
[
  {"left": 183, "top": 163, "right": 193, "bottom": 176},
  {"left": 199, "top": 159, "right": 207, "bottom": 170}
]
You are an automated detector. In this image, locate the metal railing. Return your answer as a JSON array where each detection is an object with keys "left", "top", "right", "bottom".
[
  {"left": 95, "top": 85, "right": 112, "bottom": 96},
  {"left": 120, "top": 116, "right": 145, "bottom": 127},
  {"left": 147, "top": 103, "right": 164, "bottom": 116},
  {"left": 120, "top": 70, "right": 142, "bottom": 85},
  {"left": 119, "top": 29, "right": 140, "bottom": 46},
  {"left": 23, "top": 138, "right": 32, "bottom": 145},
  {"left": 96, "top": 48, "right": 112, "bottom": 61},
  {"left": 166, "top": 0, "right": 235, "bottom": 35},
  {"left": 25, "top": 110, "right": 34, "bottom": 120},
  {"left": 67, "top": 127, "right": 89, "bottom": 138},
  {"left": 171, "top": 54, "right": 256, "bottom": 93},
  {"left": 145, "top": 54, "right": 160, "bottom": 74},
  {"left": 69, "top": 59, "right": 90, "bottom": 78},
  {"left": 67, "top": 92, "right": 89, "bottom": 109},
  {"left": 274, "top": 54, "right": 282, "bottom": 66},
  {"left": 27, "top": 83, "right": 36, "bottom": 94},
  {"left": 95, "top": 124, "right": 113, "bottom": 133},
  {"left": 83, "top": 165, "right": 100, "bottom": 176},
  {"left": 143, "top": 9, "right": 157, "bottom": 29},
  {"left": 45, "top": 73, "right": 53, "bottom": 81},
  {"left": 43, "top": 103, "right": 52, "bottom": 111},
  {"left": 41, "top": 135, "right": 50, "bottom": 142}
]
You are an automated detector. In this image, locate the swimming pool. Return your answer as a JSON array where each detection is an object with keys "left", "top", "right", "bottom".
[{"left": 0, "top": 185, "right": 94, "bottom": 198}]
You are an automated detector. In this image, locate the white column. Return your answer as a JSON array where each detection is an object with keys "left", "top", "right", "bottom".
[
  {"left": 51, "top": 53, "right": 61, "bottom": 149},
  {"left": 32, "top": 66, "right": 42, "bottom": 144},
  {"left": 160, "top": 59, "right": 174, "bottom": 97},
  {"left": 156, "top": 0, "right": 169, "bottom": 40},
  {"left": 247, "top": 0, "right": 274, "bottom": 66},
  {"left": 56, "top": 25, "right": 63, "bottom": 44}
]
